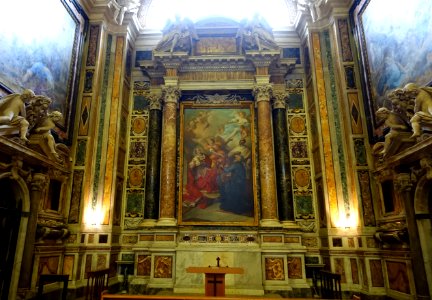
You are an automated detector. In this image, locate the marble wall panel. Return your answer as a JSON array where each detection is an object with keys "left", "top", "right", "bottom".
[
  {"left": 154, "top": 256, "right": 173, "bottom": 278},
  {"left": 137, "top": 255, "right": 151, "bottom": 276},
  {"left": 86, "top": 25, "right": 100, "bottom": 67},
  {"left": 97, "top": 254, "right": 107, "bottom": 270},
  {"left": 68, "top": 170, "right": 84, "bottom": 223},
  {"left": 38, "top": 256, "right": 60, "bottom": 280},
  {"left": 265, "top": 257, "right": 285, "bottom": 280},
  {"left": 294, "top": 194, "right": 314, "bottom": 219},
  {"left": 334, "top": 258, "right": 346, "bottom": 283},
  {"left": 386, "top": 261, "right": 410, "bottom": 294},
  {"left": 350, "top": 258, "right": 359, "bottom": 284},
  {"left": 287, "top": 257, "right": 302, "bottom": 279},
  {"left": 370, "top": 259, "right": 384, "bottom": 287},
  {"left": 84, "top": 254, "right": 92, "bottom": 279},
  {"left": 125, "top": 190, "right": 144, "bottom": 217},
  {"left": 63, "top": 255, "right": 74, "bottom": 280}
]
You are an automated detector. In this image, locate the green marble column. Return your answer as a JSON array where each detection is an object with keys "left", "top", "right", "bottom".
[
  {"left": 272, "top": 92, "right": 294, "bottom": 221},
  {"left": 143, "top": 94, "right": 162, "bottom": 225}
]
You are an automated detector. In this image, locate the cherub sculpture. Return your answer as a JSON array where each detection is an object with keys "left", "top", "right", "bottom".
[
  {"left": 0, "top": 89, "right": 36, "bottom": 141},
  {"left": 154, "top": 16, "right": 199, "bottom": 54},
  {"left": 22, "top": 95, "right": 63, "bottom": 162},
  {"left": 237, "top": 14, "right": 279, "bottom": 52},
  {"left": 403, "top": 83, "right": 432, "bottom": 138},
  {"left": 107, "top": 0, "right": 140, "bottom": 25},
  {"left": 374, "top": 88, "right": 414, "bottom": 156},
  {"left": 32, "top": 111, "right": 63, "bottom": 160}
]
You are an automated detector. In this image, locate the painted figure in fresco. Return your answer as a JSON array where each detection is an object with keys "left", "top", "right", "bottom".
[
  {"left": 154, "top": 15, "right": 199, "bottom": 53},
  {"left": 0, "top": 89, "right": 35, "bottom": 141},
  {"left": 404, "top": 83, "right": 432, "bottom": 137},
  {"left": 218, "top": 152, "right": 252, "bottom": 215},
  {"left": 183, "top": 146, "right": 218, "bottom": 208}
]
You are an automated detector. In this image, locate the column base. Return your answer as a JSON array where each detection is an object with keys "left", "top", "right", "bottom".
[
  {"left": 260, "top": 219, "right": 281, "bottom": 227},
  {"left": 156, "top": 218, "right": 177, "bottom": 227},
  {"left": 281, "top": 220, "right": 301, "bottom": 230},
  {"left": 140, "top": 219, "right": 157, "bottom": 227}
]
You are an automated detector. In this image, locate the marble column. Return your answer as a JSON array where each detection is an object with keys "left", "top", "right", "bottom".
[
  {"left": 157, "top": 85, "right": 181, "bottom": 226},
  {"left": 253, "top": 82, "right": 280, "bottom": 227},
  {"left": 19, "top": 173, "right": 47, "bottom": 289},
  {"left": 272, "top": 92, "right": 294, "bottom": 222},
  {"left": 142, "top": 94, "right": 163, "bottom": 227},
  {"left": 394, "top": 173, "right": 430, "bottom": 300}
]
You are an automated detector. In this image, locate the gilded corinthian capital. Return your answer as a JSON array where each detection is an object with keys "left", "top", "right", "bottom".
[
  {"left": 253, "top": 84, "right": 273, "bottom": 103},
  {"left": 272, "top": 92, "right": 288, "bottom": 109},
  {"left": 162, "top": 86, "right": 181, "bottom": 104},
  {"left": 148, "top": 93, "right": 163, "bottom": 110}
]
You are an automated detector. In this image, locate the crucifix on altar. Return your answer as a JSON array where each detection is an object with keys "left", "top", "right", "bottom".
[{"left": 186, "top": 257, "right": 244, "bottom": 296}]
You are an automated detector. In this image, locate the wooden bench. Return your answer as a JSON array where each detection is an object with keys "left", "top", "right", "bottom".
[
  {"left": 86, "top": 268, "right": 110, "bottom": 300},
  {"left": 319, "top": 270, "right": 342, "bottom": 299},
  {"left": 37, "top": 274, "right": 69, "bottom": 300},
  {"left": 101, "top": 295, "right": 308, "bottom": 300}
]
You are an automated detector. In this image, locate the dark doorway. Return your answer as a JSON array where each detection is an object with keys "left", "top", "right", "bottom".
[{"left": 0, "top": 178, "right": 21, "bottom": 300}]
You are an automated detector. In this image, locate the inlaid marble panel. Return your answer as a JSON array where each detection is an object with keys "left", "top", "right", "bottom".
[
  {"left": 350, "top": 258, "right": 359, "bottom": 284},
  {"left": 370, "top": 259, "right": 384, "bottom": 287},
  {"left": 125, "top": 190, "right": 144, "bottom": 217},
  {"left": 386, "top": 261, "right": 410, "bottom": 294},
  {"left": 154, "top": 256, "right": 173, "bottom": 278},
  {"left": 334, "top": 258, "right": 346, "bottom": 283},
  {"left": 287, "top": 257, "right": 302, "bottom": 279},
  {"left": 63, "top": 255, "right": 74, "bottom": 280},
  {"left": 97, "top": 254, "right": 107, "bottom": 270},
  {"left": 294, "top": 194, "right": 314, "bottom": 219},
  {"left": 38, "top": 256, "right": 60, "bottom": 279},
  {"left": 137, "top": 254, "right": 151, "bottom": 276},
  {"left": 265, "top": 257, "right": 285, "bottom": 280}
]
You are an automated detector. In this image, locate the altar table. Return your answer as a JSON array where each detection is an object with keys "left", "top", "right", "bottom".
[{"left": 186, "top": 266, "right": 244, "bottom": 297}]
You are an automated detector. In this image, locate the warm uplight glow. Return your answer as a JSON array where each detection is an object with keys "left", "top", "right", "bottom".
[
  {"left": 83, "top": 202, "right": 105, "bottom": 227},
  {"left": 144, "top": 0, "right": 295, "bottom": 30},
  {"left": 335, "top": 212, "right": 359, "bottom": 229}
]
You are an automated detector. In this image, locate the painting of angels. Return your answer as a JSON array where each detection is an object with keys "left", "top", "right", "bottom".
[{"left": 179, "top": 102, "right": 258, "bottom": 226}]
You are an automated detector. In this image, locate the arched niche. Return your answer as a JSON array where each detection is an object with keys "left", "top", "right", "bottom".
[{"left": 0, "top": 173, "right": 30, "bottom": 300}]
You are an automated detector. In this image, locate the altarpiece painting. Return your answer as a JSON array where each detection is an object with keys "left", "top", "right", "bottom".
[{"left": 179, "top": 101, "right": 258, "bottom": 226}]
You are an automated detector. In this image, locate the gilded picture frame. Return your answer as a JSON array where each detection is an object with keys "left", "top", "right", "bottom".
[
  {"left": 0, "top": 0, "right": 87, "bottom": 143},
  {"left": 350, "top": 0, "right": 432, "bottom": 142},
  {"left": 179, "top": 101, "right": 258, "bottom": 226}
]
